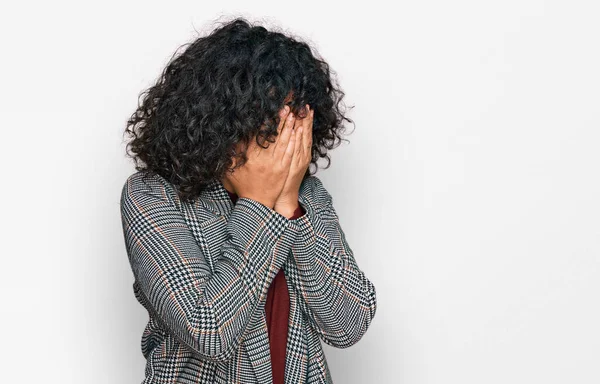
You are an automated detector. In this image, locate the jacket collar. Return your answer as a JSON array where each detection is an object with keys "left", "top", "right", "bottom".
[{"left": 195, "top": 179, "right": 235, "bottom": 216}]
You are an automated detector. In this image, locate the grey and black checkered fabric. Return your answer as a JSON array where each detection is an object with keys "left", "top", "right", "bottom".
[{"left": 120, "top": 170, "right": 377, "bottom": 383}]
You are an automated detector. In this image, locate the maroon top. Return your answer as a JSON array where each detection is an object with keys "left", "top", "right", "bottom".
[{"left": 225, "top": 189, "right": 305, "bottom": 384}]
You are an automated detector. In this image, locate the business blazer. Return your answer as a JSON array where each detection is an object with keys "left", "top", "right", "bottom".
[{"left": 120, "top": 170, "right": 377, "bottom": 384}]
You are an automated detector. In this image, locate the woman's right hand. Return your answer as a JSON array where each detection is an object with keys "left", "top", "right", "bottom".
[{"left": 224, "top": 106, "right": 298, "bottom": 209}]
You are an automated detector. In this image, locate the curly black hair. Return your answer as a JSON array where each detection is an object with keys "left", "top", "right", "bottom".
[{"left": 123, "top": 16, "right": 354, "bottom": 203}]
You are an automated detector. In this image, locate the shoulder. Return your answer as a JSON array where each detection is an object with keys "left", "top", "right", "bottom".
[
  {"left": 120, "top": 170, "right": 181, "bottom": 212},
  {"left": 299, "top": 174, "right": 333, "bottom": 210}
]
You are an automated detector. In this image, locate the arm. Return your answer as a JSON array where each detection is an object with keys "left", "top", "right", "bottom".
[
  {"left": 285, "top": 176, "right": 377, "bottom": 348},
  {"left": 120, "top": 175, "right": 299, "bottom": 362}
]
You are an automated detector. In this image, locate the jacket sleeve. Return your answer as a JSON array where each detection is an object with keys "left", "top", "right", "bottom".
[
  {"left": 286, "top": 176, "right": 377, "bottom": 348},
  {"left": 119, "top": 175, "right": 299, "bottom": 362}
]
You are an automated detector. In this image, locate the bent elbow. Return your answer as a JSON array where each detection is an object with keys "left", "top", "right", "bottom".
[
  {"left": 317, "top": 282, "right": 378, "bottom": 349},
  {"left": 318, "top": 322, "right": 369, "bottom": 349},
  {"left": 177, "top": 328, "right": 240, "bottom": 363},
  {"left": 319, "top": 303, "right": 378, "bottom": 349},
  {"left": 155, "top": 313, "right": 242, "bottom": 363}
]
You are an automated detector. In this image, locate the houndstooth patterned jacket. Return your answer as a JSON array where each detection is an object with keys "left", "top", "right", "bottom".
[{"left": 119, "top": 170, "right": 377, "bottom": 384}]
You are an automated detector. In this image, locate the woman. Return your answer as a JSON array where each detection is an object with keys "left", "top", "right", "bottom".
[{"left": 120, "top": 17, "right": 377, "bottom": 384}]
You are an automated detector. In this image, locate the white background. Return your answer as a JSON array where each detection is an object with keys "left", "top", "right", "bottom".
[{"left": 1, "top": 1, "right": 599, "bottom": 383}]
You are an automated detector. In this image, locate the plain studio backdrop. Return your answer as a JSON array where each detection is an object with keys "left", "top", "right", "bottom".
[{"left": 1, "top": 1, "right": 598, "bottom": 383}]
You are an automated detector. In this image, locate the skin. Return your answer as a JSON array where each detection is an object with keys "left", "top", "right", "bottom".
[{"left": 221, "top": 103, "right": 314, "bottom": 218}]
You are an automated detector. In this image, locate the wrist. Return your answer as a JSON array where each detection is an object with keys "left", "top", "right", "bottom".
[
  {"left": 237, "top": 194, "right": 276, "bottom": 210},
  {"left": 274, "top": 199, "right": 301, "bottom": 219}
]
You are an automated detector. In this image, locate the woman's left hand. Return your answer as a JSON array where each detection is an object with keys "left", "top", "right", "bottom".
[{"left": 274, "top": 104, "right": 314, "bottom": 214}]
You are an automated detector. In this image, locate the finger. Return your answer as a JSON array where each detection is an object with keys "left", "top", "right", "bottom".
[
  {"left": 301, "top": 104, "right": 313, "bottom": 158},
  {"left": 277, "top": 105, "right": 290, "bottom": 135},
  {"left": 265, "top": 106, "right": 290, "bottom": 153},
  {"left": 283, "top": 122, "right": 297, "bottom": 166},
  {"left": 273, "top": 109, "right": 295, "bottom": 156},
  {"left": 293, "top": 116, "right": 303, "bottom": 164},
  {"left": 273, "top": 109, "right": 293, "bottom": 154}
]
